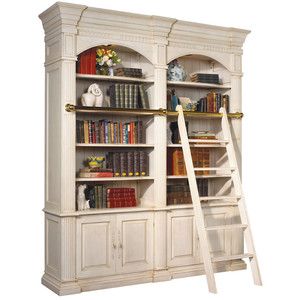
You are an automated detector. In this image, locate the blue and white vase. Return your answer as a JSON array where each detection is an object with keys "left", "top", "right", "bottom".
[{"left": 167, "top": 59, "right": 187, "bottom": 81}]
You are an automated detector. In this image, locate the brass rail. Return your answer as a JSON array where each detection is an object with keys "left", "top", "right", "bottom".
[{"left": 65, "top": 104, "right": 243, "bottom": 119}]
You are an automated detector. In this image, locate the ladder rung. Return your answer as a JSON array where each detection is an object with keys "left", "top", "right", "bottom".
[
  {"left": 205, "top": 224, "right": 247, "bottom": 231},
  {"left": 199, "top": 196, "right": 241, "bottom": 201},
  {"left": 211, "top": 253, "right": 253, "bottom": 263},
  {"left": 188, "top": 139, "right": 228, "bottom": 144},
  {"left": 194, "top": 167, "right": 235, "bottom": 172}
]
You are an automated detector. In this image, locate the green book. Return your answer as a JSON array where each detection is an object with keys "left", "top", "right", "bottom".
[
  {"left": 129, "top": 84, "right": 134, "bottom": 109},
  {"left": 133, "top": 84, "right": 138, "bottom": 108},
  {"left": 138, "top": 84, "right": 149, "bottom": 109},
  {"left": 120, "top": 84, "right": 125, "bottom": 108},
  {"left": 115, "top": 84, "right": 120, "bottom": 108},
  {"left": 124, "top": 84, "right": 129, "bottom": 108},
  {"left": 98, "top": 185, "right": 103, "bottom": 208}
]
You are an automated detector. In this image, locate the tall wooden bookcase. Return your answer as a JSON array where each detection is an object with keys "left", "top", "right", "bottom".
[{"left": 40, "top": 2, "right": 250, "bottom": 295}]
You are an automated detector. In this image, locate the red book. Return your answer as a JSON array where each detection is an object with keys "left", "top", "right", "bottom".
[
  {"left": 81, "top": 50, "right": 87, "bottom": 74},
  {"left": 90, "top": 48, "right": 96, "bottom": 75}
]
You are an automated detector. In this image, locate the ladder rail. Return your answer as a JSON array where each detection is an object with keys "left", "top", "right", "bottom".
[
  {"left": 220, "top": 107, "right": 262, "bottom": 286},
  {"left": 176, "top": 105, "right": 217, "bottom": 293}
]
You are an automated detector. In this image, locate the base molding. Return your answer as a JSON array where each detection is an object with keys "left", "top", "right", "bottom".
[
  {"left": 42, "top": 274, "right": 81, "bottom": 296},
  {"left": 42, "top": 260, "right": 247, "bottom": 295}
]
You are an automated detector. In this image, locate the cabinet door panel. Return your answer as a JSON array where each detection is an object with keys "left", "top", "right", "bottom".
[
  {"left": 202, "top": 206, "right": 233, "bottom": 261},
  {"left": 76, "top": 215, "right": 115, "bottom": 278},
  {"left": 167, "top": 210, "right": 200, "bottom": 267},
  {"left": 116, "top": 212, "right": 153, "bottom": 274}
]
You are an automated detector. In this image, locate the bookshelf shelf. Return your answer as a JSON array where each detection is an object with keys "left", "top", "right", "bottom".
[
  {"left": 167, "top": 175, "right": 231, "bottom": 179},
  {"left": 76, "top": 176, "right": 154, "bottom": 182},
  {"left": 167, "top": 80, "right": 231, "bottom": 90},
  {"left": 76, "top": 73, "right": 154, "bottom": 84},
  {"left": 166, "top": 110, "right": 243, "bottom": 119},
  {"left": 41, "top": 3, "right": 248, "bottom": 295},
  {"left": 76, "top": 143, "right": 154, "bottom": 148},
  {"left": 167, "top": 144, "right": 227, "bottom": 148}
]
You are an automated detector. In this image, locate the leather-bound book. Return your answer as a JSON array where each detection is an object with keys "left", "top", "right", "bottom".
[
  {"left": 112, "top": 152, "right": 120, "bottom": 177},
  {"left": 133, "top": 150, "right": 140, "bottom": 176},
  {"left": 139, "top": 151, "right": 148, "bottom": 176},
  {"left": 120, "top": 152, "right": 128, "bottom": 176},
  {"left": 127, "top": 152, "right": 134, "bottom": 176}
]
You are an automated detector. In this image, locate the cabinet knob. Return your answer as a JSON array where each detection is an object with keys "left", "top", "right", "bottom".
[
  {"left": 119, "top": 243, "right": 123, "bottom": 249},
  {"left": 113, "top": 243, "right": 117, "bottom": 249}
]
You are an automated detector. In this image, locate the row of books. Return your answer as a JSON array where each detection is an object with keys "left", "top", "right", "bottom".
[
  {"left": 196, "top": 93, "right": 229, "bottom": 113},
  {"left": 167, "top": 148, "right": 210, "bottom": 176},
  {"left": 82, "top": 185, "right": 136, "bottom": 209},
  {"left": 106, "top": 151, "right": 149, "bottom": 177},
  {"left": 167, "top": 179, "right": 208, "bottom": 205},
  {"left": 109, "top": 84, "right": 149, "bottom": 109},
  {"left": 76, "top": 120, "right": 144, "bottom": 144},
  {"left": 77, "top": 48, "right": 96, "bottom": 75},
  {"left": 190, "top": 73, "right": 220, "bottom": 84}
]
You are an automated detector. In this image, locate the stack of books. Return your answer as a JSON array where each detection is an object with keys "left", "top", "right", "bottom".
[
  {"left": 196, "top": 93, "right": 229, "bottom": 113},
  {"left": 107, "top": 188, "right": 137, "bottom": 208},
  {"left": 106, "top": 151, "right": 149, "bottom": 177},
  {"left": 76, "top": 120, "right": 144, "bottom": 144},
  {"left": 188, "top": 131, "right": 216, "bottom": 143},
  {"left": 109, "top": 83, "right": 149, "bottom": 109},
  {"left": 76, "top": 48, "right": 96, "bottom": 74},
  {"left": 78, "top": 167, "right": 114, "bottom": 178},
  {"left": 167, "top": 148, "right": 210, "bottom": 176},
  {"left": 190, "top": 73, "right": 219, "bottom": 84},
  {"left": 167, "top": 179, "right": 208, "bottom": 205},
  {"left": 115, "top": 67, "right": 143, "bottom": 78}
]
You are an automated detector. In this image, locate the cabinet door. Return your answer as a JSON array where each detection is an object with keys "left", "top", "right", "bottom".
[
  {"left": 167, "top": 209, "right": 200, "bottom": 267},
  {"left": 116, "top": 212, "right": 153, "bottom": 274},
  {"left": 76, "top": 215, "right": 116, "bottom": 278}
]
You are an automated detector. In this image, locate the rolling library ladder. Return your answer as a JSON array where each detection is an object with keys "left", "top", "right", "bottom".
[{"left": 176, "top": 105, "right": 262, "bottom": 293}]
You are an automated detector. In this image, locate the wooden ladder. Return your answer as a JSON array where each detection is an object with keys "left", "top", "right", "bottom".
[{"left": 176, "top": 105, "right": 262, "bottom": 293}]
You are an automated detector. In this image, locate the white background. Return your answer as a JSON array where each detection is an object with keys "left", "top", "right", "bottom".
[{"left": 0, "top": 0, "right": 299, "bottom": 299}]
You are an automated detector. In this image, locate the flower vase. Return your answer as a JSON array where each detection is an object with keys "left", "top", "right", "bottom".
[
  {"left": 97, "top": 67, "right": 109, "bottom": 76},
  {"left": 108, "top": 67, "right": 114, "bottom": 76}
]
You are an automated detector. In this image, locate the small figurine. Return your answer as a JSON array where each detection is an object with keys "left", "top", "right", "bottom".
[
  {"left": 77, "top": 184, "right": 90, "bottom": 210},
  {"left": 81, "top": 83, "right": 104, "bottom": 107},
  {"left": 87, "top": 156, "right": 105, "bottom": 169}
]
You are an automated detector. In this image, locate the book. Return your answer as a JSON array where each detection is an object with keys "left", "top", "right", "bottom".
[
  {"left": 133, "top": 150, "right": 140, "bottom": 176},
  {"left": 115, "top": 84, "right": 120, "bottom": 108},
  {"left": 120, "top": 152, "right": 128, "bottom": 176},
  {"left": 133, "top": 84, "right": 139, "bottom": 108},
  {"left": 127, "top": 152, "right": 134, "bottom": 176},
  {"left": 115, "top": 68, "right": 143, "bottom": 78},
  {"left": 190, "top": 73, "right": 219, "bottom": 84},
  {"left": 112, "top": 152, "right": 120, "bottom": 176},
  {"left": 129, "top": 84, "right": 134, "bottom": 108},
  {"left": 138, "top": 84, "right": 149, "bottom": 108},
  {"left": 139, "top": 151, "right": 148, "bottom": 176},
  {"left": 124, "top": 84, "right": 129, "bottom": 108},
  {"left": 120, "top": 84, "right": 125, "bottom": 108},
  {"left": 196, "top": 93, "right": 230, "bottom": 113}
]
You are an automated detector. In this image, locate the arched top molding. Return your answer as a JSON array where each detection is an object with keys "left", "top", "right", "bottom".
[
  {"left": 167, "top": 48, "right": 232, "bottom": 72},
  {"left": 76, "top": 38, "right": 154, "bottom": 65}
]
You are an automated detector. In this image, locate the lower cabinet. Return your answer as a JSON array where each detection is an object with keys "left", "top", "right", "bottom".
[
  {"left": 76, "top": 212, "right": 153, "bottom": 278},
  {"left": 167, "top": 207, "right": 233, "bottom": 268}
]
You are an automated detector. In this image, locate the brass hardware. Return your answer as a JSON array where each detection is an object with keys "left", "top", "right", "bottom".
[
  {"left": 65, "top": 103, "right": 75, "bottom": 112},
  {"left": 119, "top": 243, "right": 123, "bottom": 249},
  {"left": 64, "top": 103, "right": 243, "bottom": 119},
  {"left": 113, "top": 243, "right": 117, "bottom": 249}
]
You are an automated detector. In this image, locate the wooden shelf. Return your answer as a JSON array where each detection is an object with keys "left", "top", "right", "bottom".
[
  {"left": 76, "top": 176, "right": 154, "bottom": 182},
  {"left": 167, "top": 80, "right": 231, "bottom": 89},
  {"left": 168, "top": 143, "right": 227, "bottom": 148},
  {"left": 76, "top": 143, "right": 154, "bottom": 148},
  {"left": 167, "top": 175, "right": 231, "bottom": 179},
  {"left": 76, "top": 73, "right": 154, "bottom": 84}
]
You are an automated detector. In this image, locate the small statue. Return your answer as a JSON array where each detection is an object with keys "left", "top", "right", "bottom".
[
  {"left": 81, "top": 83, "right": 104, "bottom": 107},
  {"left": 87, "top": 156, "right": 105, "bottom": 169},
  {"left": 77, "top": 184, "right": 90, "bottom": 210}
]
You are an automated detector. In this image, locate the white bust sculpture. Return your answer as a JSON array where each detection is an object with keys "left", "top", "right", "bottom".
[
  {"left": 77, "top": 184, "right": 90, "bottom": 210},
  {"left": 81, "top": 83, "right": 104, "bottom": 107}
]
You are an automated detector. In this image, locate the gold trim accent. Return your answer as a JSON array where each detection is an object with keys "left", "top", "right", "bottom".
[
  {"left": 64, "top": 103, "right": 243, "bottom": 119},
  {"left": 65, "top": 103, "right": 75, "bottom": 112}
]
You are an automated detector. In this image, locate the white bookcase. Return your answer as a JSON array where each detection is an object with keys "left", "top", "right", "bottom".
[{"left": 40, "top": 2, "right": 249, "bottom": 295}]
